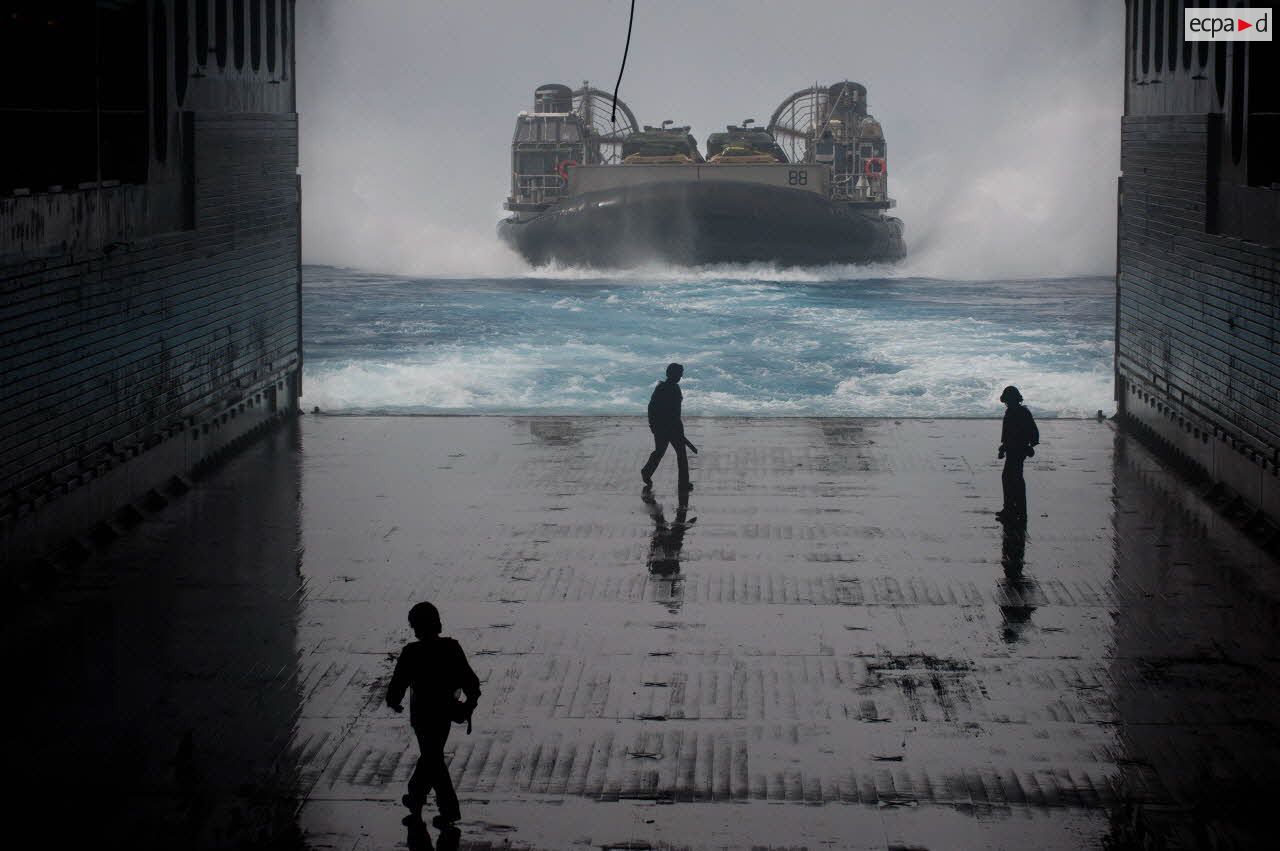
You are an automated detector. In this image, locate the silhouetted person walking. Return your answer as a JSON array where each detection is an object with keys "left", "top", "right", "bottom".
[
  {"left": 641, "top": 363, "right": 694, "bottom": 491},
  {"left": 387, "top": 602, "right": 481, "bottom": 833},
  {"left": 996, "top": 385, "right": 1038, "bottom": 523}
]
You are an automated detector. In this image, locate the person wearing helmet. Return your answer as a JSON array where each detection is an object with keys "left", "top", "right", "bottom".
[
  {"left": 387, "top": 601, "right": 481, "bottom": 833},
  {"left": 996, "top": 385, "right": 1038, "bottom": 523}
]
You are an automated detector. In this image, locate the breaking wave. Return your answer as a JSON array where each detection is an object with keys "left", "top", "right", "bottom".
[{"left": 301, "top": 266, "right": 1114, "bottom": 418}]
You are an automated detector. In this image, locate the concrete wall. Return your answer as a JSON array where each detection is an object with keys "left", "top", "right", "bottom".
[
  {"left": 1, "top": 2, "right": 301, "bottom": 568},
  {"left": 1118, "top": 1, "right": 1280, "bottom": 525}
]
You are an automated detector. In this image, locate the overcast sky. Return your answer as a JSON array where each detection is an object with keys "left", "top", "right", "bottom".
[{"left": 297, "top": 1, "right": 1123, "bottom": 278}]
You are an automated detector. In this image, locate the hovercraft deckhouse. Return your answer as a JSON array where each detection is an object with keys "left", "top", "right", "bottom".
[{"left": 498, "top": 82, "right": 906, "bottom": 267}]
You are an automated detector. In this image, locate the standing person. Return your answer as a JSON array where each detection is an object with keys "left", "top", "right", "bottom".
[
  {"left": 996, "top": 385, "right": 1038, "bottom": 523},
  {"left": 387, "top": 602, "right": 481, "bottom": 833},
  {"left": 641, "top": 362, "right": 693, "bottom": 491}
]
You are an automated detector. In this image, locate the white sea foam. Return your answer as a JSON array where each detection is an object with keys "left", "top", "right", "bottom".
[
  {"left": 831, "top": 363, "right": 1113, "bottom": 419},
  {"left": 301, "top": 269, "right": 1115, "bottom": 418},
  {"left": 303, "top": 346, "right": 1114, "bottom": 418},
  {"left": 820, "top": 313, "right": 1114, "bottom": 417},
  {"left": 303, "top": 340, "right": 651, "bottom": 413}
]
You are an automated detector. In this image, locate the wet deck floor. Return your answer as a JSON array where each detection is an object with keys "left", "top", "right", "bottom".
[{"left": 5, "top": 416, "right": 1279, "bottom": 850}]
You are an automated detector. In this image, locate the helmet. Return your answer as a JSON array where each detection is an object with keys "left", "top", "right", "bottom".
[{"left": 999, "top": 385, "right": 1023, "bottom": 404}]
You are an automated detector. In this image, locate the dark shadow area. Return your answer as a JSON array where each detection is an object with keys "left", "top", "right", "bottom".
[
  {"left": 996, "top": 522, "right": 1037, "bottom": 643},
  {"left": 403, "top": 813, "right": 458, "bottom": 851},
  {"left": 0, "top": 423, "right": 306, "bottom": 848},
  {"left": 0, "top": 1, "right": 147, "bottom": 192},
  {"left": 1104, "top": 431, "right": 1280, "bottom": 849},
  {"left": 643, "top": 489, "right": 694, "bottom": 613},
  {"left": 405, "top": 814, "right": 435, "bottom": 851}
]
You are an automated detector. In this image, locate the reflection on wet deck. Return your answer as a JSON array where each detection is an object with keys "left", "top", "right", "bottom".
[{"left": 6, "top": 416, "right": 1278, "bottom": 849}]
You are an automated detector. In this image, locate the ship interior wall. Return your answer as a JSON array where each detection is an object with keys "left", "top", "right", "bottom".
[
  {"left": 1117, "top": 0, "right": 1280, "bottom": 525},
  {"left": 1, "top": 1, "right": 301, "bottom": 569}
]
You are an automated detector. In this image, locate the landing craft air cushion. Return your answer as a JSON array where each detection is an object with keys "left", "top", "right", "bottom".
[{"left": 498, "top": 82, "right": 906, "bottom": 267}]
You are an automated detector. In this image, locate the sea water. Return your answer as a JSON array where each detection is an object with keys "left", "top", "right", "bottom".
[{"left": 301, "top": 264, "right": 1113, "bottom": 418}]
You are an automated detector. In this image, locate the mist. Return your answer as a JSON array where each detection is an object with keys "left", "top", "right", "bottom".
[{"left": 297, "top": 1, "right": 1123, "bottom": 280}]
